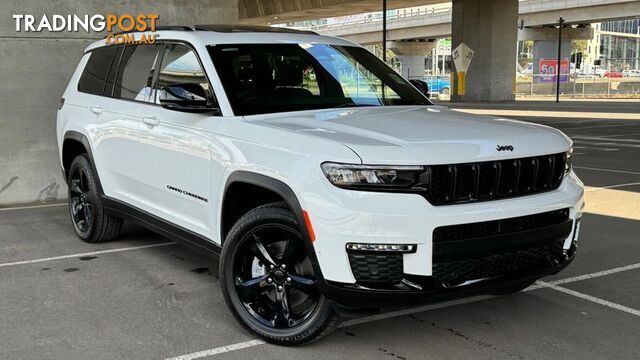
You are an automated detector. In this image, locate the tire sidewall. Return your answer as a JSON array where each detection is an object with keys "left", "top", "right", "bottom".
[{"left": 67, "top": 155, "right": 102, "bottom": 241}]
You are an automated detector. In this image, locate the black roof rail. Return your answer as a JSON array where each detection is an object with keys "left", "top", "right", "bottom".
[
  {"left": 108, "top": 25, "right": 193, "bottom": 37},
  {"left": 193, "top": 24, "right": 318, "bottom": 35},
  {"left": 106, "top": 25, "right": 318, "bottom": 37}
]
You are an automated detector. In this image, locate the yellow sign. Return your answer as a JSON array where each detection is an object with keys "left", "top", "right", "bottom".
[{"left": 457, "top": 71, "right": 466, "bottom": 96}]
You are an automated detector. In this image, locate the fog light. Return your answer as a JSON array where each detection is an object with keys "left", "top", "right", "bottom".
[{"left": 346, "top": 243, "right": 416, "bottom": 253}]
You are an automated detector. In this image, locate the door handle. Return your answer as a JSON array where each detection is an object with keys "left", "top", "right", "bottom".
[
  {"left": 142, "top": 116, "right": 160, "bottom": 127},
  {"left": 90, "top": 106, "right": 103, "bottom": 115}
]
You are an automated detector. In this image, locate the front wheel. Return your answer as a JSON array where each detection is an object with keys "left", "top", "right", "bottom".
[{"left": 220, "top": 202, "right": 339, "bottom": 345}]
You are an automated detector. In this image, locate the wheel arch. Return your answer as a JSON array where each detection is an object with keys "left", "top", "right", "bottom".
[
  {"left": 221, "top": 171, "right": 321, "bottom": 274},
  {"left": 62, "top": 131, "right": 103, "bottom": 194}
]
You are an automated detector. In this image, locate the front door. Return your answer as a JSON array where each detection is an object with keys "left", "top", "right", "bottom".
[{"left": 135, "top": 42, "right": 220, "bottom": 237}]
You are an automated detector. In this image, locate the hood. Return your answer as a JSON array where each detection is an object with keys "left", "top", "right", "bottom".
[{"left": 244, "top": 106, "right": 572, "bottom": 164}]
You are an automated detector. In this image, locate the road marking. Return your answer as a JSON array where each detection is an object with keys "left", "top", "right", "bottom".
[
  {"left": 592, "top": 142, "right": 640, "bottom": 149},
  {"left": 574, "top": 166, "right": 640, "bottom": 176},
  {"left": 166, "top": 261, "right": 640, "bottom": 359},
  {"left": 584, "top": 186, "right": 640, "bottom": 220},
  {"left": 597, "top": 132, "right": 640, "bottom": 138},
  {"left": 573, "top": 136, "right": 640, "bottom": 143},
  {"left": 165, "top": 340, "right": 266, "bottom": 360},
  {"left": 453, "top": 109, "right": 640, "bottom": 120},
  {"left": 549, "top": 262, "right": 640, "bottom": 285},
  {"left": 585, "top": 182, "right": 640, "bottom": 191},
  {"left": 0, "top": 203, "right": 67, "bottom": 212},
  {"left": 538, "top": 281, "right": 640, "bottom": 318},
  {"left": 0, "top": 242, "right": 176, "bottom": 268},
  {"left": 566, "top": 123, "right": 640, "bottom": 130}
]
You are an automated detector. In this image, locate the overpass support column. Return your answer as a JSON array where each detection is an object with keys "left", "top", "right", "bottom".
[
  {"left": 389, "top": 40, "right": 435, "bottom": 80},
  {"left": 451, "top": 0, "right": 518, "bottom": 102}
]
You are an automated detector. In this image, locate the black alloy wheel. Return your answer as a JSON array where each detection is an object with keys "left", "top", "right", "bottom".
[
  {"left": 233, "top": 224, "right": 320, "bottom": 329},
  {"left": 221, "top": 202, "right": 338, "bottom": 345},
  {"left": 67, "top": 155, "right": 122, "bottom": 243},
  {"left": 69, "top": 165, "right": 94, "bottom": 236}
]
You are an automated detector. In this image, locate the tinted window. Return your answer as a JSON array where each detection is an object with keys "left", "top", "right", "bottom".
[
  {"left": 113, "top": 45, "right": 160, "bottom": 102},
  {"left": 208, "top": 44, "right": 430, "bottom": 116},
  {"left": 78, "top": 46, "right": 118, "bottom": 95},
  {"left": 104, "top": 46, "right": 123, "bottom": 96},
  {"left": 155, "top": 43, "right": 213, "bottom": 104}
]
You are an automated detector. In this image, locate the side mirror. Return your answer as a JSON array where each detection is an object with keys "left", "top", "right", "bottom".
[
  {"left": 409, "top": 79, "right": 430, "bottom": 99},
  {"left": 158, "top": 83, "right": 218, "bottom": 113}
]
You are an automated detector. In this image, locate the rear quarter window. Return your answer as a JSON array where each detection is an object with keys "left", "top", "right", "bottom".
[{"left": 78, "top": 46, "right": 119, "bottom": 95}]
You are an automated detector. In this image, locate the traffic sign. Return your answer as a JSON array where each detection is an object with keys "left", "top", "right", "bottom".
[
  {"left": 452, "top": 43, "right": 474, "bottom": 72},
  {"left": 452, "top": 43, "right": 474, "bottom": 96}
]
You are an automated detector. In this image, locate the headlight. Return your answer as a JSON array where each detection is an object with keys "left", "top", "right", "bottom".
[
  {"left": 321, "top": 162, "right": 425, "bottom": 189},
  {"left": 564, "top": 147, "right": 573, "bottom": 176}
]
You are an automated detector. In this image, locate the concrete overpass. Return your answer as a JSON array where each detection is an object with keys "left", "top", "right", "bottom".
[
  {"left": 3, "top": 0, "right": 639, "bottom": 206},
  {"left": 287, "top": 0, "right": 640, "bottom": 45}
]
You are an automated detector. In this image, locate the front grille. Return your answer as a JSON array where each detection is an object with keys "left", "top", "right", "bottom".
[
  {"left": 433, "top": 208, "right": 570, "bottom": 243},
  {"left": 347, "top": 252, "right": 403, "bottom": 283},
  {"left": 432, "top": 239, "right": 565, "bottom": 286},
  {"left": 423, "top": 153, "right": 566, "bottom": 205}
]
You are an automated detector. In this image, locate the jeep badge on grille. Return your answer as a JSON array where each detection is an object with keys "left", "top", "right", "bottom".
[{"left": 496, "top": 145, "right": 514, "bottom": 151}]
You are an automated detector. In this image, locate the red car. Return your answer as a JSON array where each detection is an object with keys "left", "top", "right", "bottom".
[{"left": 604, "top": 71, "right": 623, "bottom": 78}]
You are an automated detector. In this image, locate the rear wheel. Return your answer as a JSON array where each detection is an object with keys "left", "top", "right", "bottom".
[
  {"left": 67, "top": 155, "right": 122, "bottom": 243},
  {"left": 440, "top": 87, "right": 450, "bottom": 96},
  {"left": 221, "top": 202, "right": 339, "bottom": 345}
]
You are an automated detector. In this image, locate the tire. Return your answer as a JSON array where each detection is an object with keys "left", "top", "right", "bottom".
[
  {"left": 440, "top": 87, "right": 450, "bottom": 96},
  {"left": 220, "top": 202, "right": 340, "bottom": 345},
  {"left": 67, "top": 154, "right": 122, "bottom": 243},
  {"left": 488, "top": 279, "right": 537, "bottom": 295}
]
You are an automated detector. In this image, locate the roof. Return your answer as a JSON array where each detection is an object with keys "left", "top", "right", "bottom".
[
  {"left": 88, "top": 24, "right": 355, "bottom": 53},
  {"left": 110, "top": 24, "right": 317, "bottom": 36}
]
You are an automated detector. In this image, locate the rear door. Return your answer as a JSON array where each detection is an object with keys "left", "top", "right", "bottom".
[
  {"left": 75, "top": 45, "right": 145, "bottom": 205},
  {"left": 96, "top": 44, "right": 162, "bottom": 209}
]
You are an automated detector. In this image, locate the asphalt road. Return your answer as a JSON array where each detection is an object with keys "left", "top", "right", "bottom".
[{"left": 1, "top": 101, "right": 639, "bottom": 360}]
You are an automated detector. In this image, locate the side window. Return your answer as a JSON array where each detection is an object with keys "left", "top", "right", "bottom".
[
  {"left": 155, "top": 43, "right": 213, "bottom": 105},
  {"left": 113, "top": 44, "right": 160, "bottom": 103},
  {"left": 78, "top": 46, "right": 118, "bottom": 95},
  {"left": 104, "top": 46, "right": 123, "bottom": 96}
]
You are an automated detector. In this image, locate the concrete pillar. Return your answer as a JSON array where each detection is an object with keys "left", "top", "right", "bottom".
[
  {"left": 0, "top": 1, "right": 238, "bottom": 206},
  {"left": 451, "top": 0, "right": 518, "bottom": 102},
  {"left": 389, "top": 40, "right": 435, "bottom": 80}
]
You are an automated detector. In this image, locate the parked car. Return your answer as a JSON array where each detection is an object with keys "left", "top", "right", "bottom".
[
  {"left": 57, "top": 25, "right": 583, "bottom": 345},
  {"left": 422, "top": 75, "right": 451, "bottom": 96},
  {"left": 622, "top": 69, "right": 640, "bottom": 78},
  {"left": 603, "top": 71, "right": 624, "bottom": 78}
]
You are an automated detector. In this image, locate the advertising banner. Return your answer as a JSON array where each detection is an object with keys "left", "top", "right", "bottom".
[{"left": 539, "top": 58, "right": 569, "bottom": 83}]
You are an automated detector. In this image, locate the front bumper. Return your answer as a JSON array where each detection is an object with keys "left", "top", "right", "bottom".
[
  {"left": 320, "top": 243, "right": 576, "bottom": 308},
  {"left": 301, "top": 171, "right": 584, "bottom": 305}
]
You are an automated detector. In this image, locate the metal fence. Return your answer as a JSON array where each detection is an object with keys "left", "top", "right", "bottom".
[{"left": 516, "top": 74, "right": 640, "bottom": 99}]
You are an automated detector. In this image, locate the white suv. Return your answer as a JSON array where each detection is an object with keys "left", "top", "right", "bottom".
[{"left": 57, "top": 25, "right": 584, "bottom": 345}]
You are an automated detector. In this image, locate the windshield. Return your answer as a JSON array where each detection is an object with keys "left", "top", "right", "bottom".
[{"left": 208, "top": 43, "right": 431, "bottom": 116}]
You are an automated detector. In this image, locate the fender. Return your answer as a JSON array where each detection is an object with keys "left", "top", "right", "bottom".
[
  {"left": 62, "top": 131, "right": 104, "bottom": 195},
  {"left": 222, "top": 171, "right": 325, "bottom": 279}
]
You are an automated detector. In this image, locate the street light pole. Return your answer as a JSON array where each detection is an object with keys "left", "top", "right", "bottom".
[
  {"left": 382, "top": 0, "right": 387, "bottom": 63},
  {"left": 556, "top": 17, "right": 564, "bottom": 103}
]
